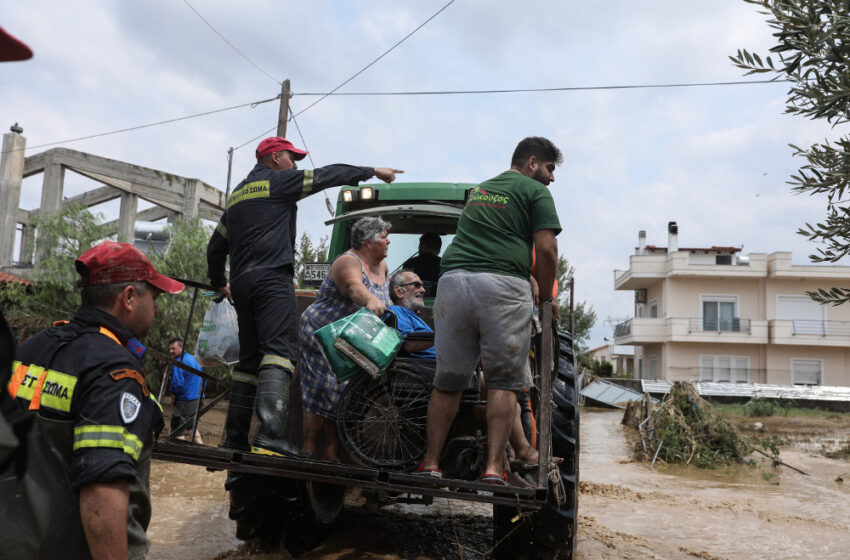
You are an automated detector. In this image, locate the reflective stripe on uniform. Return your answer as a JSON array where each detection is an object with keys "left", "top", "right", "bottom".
[
  {"left": 260, "top": 354, "right": 294, "bottom": 372},
  {"left": 149, "top": 394, "right": 162, "bottom": 413},
  {"left": 231, "top": 371, "right": 258, "bottom": 385},
  {"left": 98, "top": 326, "right": 121, "bottom": 346},
  {"left": 215, "top": 221, "right": 227, "bottom": 239},
  {"left": 8, "top": 361, "right": 29, "bottom": 398},
  {"left": 301, "top": 169, "right": 314, "bottom": 198},
  {"left": 73, "top": 425, "right": 143, "bottom": 461},
  {"left": 8, "top": 362, "right": 79, "bottom": 413},
  {"left": 228, "top": 180, "right": 270, "bottom": 209}
]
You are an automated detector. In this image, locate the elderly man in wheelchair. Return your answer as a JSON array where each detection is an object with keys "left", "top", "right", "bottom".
[{"left": 336, "top": 270, "right": 538, "bottom": 487}]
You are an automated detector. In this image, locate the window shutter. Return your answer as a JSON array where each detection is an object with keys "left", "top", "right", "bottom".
[
  {"left": 699, "top": 356, "right": 714, "bottom": 381},
  {"left": 792, "top": 359, "right": 821, "bottom": 386},
  {"left": 733, "top": 357, "right": 749, "bottom": 383}
]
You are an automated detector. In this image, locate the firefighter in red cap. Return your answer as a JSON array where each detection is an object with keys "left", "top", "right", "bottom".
[
  {"left": 0, "top": 241, "right": 184, "bottom": 559},
  {"left": 206, "top": 137, "right": 401, "bottom": 536}
]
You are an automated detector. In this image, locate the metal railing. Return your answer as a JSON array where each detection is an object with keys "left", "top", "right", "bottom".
[
  {"left": 614, "top": 319, "right": 631, "bottom": 337},
  {"left": 791, "top": 319, "right": 850, "bottom": 336},
  {"left": 688, "top": 317, "right": 751, "bottom": 334}
]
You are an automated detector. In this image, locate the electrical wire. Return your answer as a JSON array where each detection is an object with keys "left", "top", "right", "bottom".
[
  {"left": 182, "top": 0, "right": 280, "bottom": 85},
  {"left": 1, "top": 95, "right": 281, "bottom": 155},
  {"left": 293, "top": 79, "right": 790, "bottom": 96},
  {"left": 2, "top": 76, "right": 789, "bottom": 157},
  {"left": 290, "top": 112, "right": 316, "bottom": 169},
  {"left": 234, "top": 0, "right": 456, "bottom": 150},
  {"left": 290, "top": 0, "right": 456, "bottom": 120}
]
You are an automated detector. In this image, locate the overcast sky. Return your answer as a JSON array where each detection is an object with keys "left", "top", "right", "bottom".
[{"left": 1, "top": 1, "right": 841, "bottom": 348}]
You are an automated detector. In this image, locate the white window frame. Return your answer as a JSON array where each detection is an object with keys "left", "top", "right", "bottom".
[
  {"left": 648, "top": 354, "right": 658, "bottom": 380},
  {"left": 699, "top": 354, "right": 749, "bottom": 383},
  {"left": 649, "top": 298, "right": 658, "bottom": 319},
  {"left": 699, "top": 294, "right": 739, "bottom": 332},
  {"left": 791, "top": 357, "right": 823, "bottom": 386}
]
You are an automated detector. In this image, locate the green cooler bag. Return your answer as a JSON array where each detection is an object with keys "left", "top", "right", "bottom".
[
  {"left": 314, "top": 314, "right": 362, "bottom": 382},
  {"left": 334, "top": 308, "right": 404, "bottom": 379}
]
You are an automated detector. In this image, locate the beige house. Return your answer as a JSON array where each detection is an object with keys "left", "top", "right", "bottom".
[
  {"left": 589, "top": 343, "right": 635, "bottom": 375},
  {"left": 613, "top": 222, "right": 850, "bottom": 387}
]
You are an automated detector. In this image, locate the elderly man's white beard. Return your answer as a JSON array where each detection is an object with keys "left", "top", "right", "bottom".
[{"left": 401, "top": 292, "right": 424, "bottom": 312}]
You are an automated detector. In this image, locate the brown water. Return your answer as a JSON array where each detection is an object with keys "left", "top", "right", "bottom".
[
  {"left": 147, "top": 407, "right": 850, "bottom": 559},
  {"left": 576, "top": 409, "right": 850, "bottom": 560}
]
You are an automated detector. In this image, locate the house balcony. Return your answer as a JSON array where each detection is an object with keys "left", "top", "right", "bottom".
[
  {"left": 614, "top": 317, "right": 768, "bottom": 345},
  {"left": 770, "top": 319, "right": 850, "bottom": 347}
]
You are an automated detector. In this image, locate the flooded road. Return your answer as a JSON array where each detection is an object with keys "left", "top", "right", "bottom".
[
  {"left": 576, "top": 409, "right": 850, "bottom": 560},
  {"left": 148, "top": 407, "right": 850, "bottom": 559}
]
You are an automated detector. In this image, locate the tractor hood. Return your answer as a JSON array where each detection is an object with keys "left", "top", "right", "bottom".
[{"left": 325, "top": 204, "right": 462, "bottom": 235}]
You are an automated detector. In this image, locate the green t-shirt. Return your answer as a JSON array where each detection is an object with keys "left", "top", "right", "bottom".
[{"left": 441, "top": 171, "right": 561, "bottom": 279}]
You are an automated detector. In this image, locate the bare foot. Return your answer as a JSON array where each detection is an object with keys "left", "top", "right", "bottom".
[{"left": 321, "top": 455, "right": 341, "bottom": 464}]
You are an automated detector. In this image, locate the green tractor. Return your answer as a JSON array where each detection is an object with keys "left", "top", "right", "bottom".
[{"left": 157, "top": 181, "right": 581, "bottom": 558}]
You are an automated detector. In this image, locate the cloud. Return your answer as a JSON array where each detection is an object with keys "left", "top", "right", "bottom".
[{"left": 2, "top": 0, "right": 840, "bottom": 348}]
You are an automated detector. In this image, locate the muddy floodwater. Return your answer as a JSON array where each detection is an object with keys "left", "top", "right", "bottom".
[{"left": 148, "top": 407, "right": 850, "bottom": 559}]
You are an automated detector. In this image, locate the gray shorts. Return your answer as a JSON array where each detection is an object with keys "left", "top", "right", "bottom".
[
  {"left": 433, "top": 269, "right": 533, "bottom": 391},
  {"left": 171, "top": 399, "right": 199, "bottom": 437}
]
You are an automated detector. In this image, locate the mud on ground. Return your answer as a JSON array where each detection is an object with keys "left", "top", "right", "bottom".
[{"left": 149, "top": 404, "right": 850, "bottom": 560}]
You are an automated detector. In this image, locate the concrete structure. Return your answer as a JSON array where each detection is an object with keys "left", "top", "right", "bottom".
[
  {"left": 0, "top": 128, "right": 226, "bottom": 270},
  {"left": 613, "top": 222, "right": 850, "bottom": 387},
  {"left": 589, "top": 343, "right": 634, "bottom": 375}
]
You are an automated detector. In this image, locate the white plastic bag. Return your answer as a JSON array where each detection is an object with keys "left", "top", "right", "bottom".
[{"left": 195, "top": 299, "right": 240, "bottom": 366}]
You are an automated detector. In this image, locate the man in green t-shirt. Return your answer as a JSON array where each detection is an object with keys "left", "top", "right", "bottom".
[{"left": 417, "top": 137, "right": 562, "bottom": 485}]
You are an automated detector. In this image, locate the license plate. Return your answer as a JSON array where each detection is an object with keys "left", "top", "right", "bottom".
[{"left": 303, "top": 262, "right": 330, "bottom": 285}]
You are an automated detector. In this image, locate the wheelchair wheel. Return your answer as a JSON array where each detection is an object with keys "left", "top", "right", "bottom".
[{"left": 337, "top": 362, "right": 432, "bottom": 470}]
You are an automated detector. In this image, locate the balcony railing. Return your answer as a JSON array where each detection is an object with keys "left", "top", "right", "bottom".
[
  {"left": 614, "top": 319, "right": 631, "bottom": 337},
  {"left": 688, "top": 317, "right": 751, "bottom": 334},
  {"left": 791, "top": 320, "right": 850, "bottom": 336}
]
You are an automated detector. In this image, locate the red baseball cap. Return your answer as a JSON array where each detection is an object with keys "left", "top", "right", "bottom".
[
  {"left": 75, "top": 241, "right": 184, "bottom": 294},
  {"left": 0, "top": 26, "right": 33, "bottom": 62},
  {"left": 255, "top": 137, "right": 308, "bottom": 160}
]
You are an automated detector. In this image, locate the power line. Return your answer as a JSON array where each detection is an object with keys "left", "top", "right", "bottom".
[
  {"left": 293, "top": 79, "right": 791, "bottom": 96},
  {"left": 290, "top": 112, "right": 316, "bottom": 169},
  {"left": 1, "top": 95, "right": 280, "bottom": 155},
  {"left": 2, "top": 78, "right": 790, "bottom": 157},
  {"left": 182, "top": 0, "right": 280, "bottom": 85},
  {"left": 290, "top": 0, "right": 457, "bottom": 120},
  {"left": 235, "top": 0, "right": 456, "bottom": 151}
]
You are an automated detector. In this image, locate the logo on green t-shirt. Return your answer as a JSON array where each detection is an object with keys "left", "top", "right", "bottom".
[{"left": 467, "top": 187, "right": 510, "bottom": 209}]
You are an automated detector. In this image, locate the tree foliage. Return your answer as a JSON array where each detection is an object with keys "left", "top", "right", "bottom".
[
  {"left": 1, "top": 205, "right": 108, "bottom": 339},
  {"left": 732, "top": 0, "right": 850, "bottom": 304},
  {"left": 293, "top": 232, "right": 329, "bottom": 287},
  {"left": 144, "top": 217, "right": 231, "bottom": 395},
  {"left": 555, "top": 254, "right": 597, "bottom": 353},
  {"left": 0, "top": 209, "right": 228, "bottom": 395}
]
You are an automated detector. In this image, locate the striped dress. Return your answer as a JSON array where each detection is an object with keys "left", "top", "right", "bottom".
[{"left": 299, "top": 252, "right": 391, "bottom": 418}]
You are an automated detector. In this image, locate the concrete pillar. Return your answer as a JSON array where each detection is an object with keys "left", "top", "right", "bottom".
[
  {"left": 19, "top": 223, "right": 35, "bottom": 265},
  {"left": 118, "top": 192, "right": 138, "bottom": 243},
  {"left": 41, "top": 156, "right": 65, "bottom": 214},
  {"left": 0, "top": 131, "right": 26, "bottom": 266},
  {"left": 182, "top": 178, "right": 201, "bottom": 218}
]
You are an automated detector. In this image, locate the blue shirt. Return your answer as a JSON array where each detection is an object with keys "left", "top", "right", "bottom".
[
  {"left": 390, "top": 305, "right": 435, "bottom": 361},
  {"left": 171, "top": 352, "right": 205, "bottom": 401}
]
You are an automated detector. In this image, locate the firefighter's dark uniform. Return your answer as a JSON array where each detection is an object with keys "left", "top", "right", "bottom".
[
  {"left": 0, "top": 305, "right": 163, "bottom": 560},
  {"left": 206, "top": 162, "right": 374, "bottom": 457}
]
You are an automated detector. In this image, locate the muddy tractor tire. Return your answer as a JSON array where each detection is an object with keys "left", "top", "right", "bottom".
[{"left": 493, "top": 330, "right": 580, "bottom": 559}]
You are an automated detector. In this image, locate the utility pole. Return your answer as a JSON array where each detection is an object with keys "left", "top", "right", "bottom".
[{"left": 277, "top": 79, "right": 290, "bottom": 137}]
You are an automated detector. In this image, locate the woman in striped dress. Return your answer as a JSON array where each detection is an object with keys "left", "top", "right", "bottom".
[{"left": 299, "top": 217, "right": 392, "bottom": 462}]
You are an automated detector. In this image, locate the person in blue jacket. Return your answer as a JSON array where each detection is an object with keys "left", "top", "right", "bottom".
[
  {"left": 168, "top": 337, "right": 205, "bottom": 444},
  {"left": 388, "top": 270, "right": 436, "bottom": 359}
]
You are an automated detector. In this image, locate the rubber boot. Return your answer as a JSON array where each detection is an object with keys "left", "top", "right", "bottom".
[
  {"left": 251, "top": 365, "right": 306, "bottom": 457},
  {"left": 222, "top": 380, "right": 255, "bottom": 451},
  {"left": 225, "top": 473, "right": 259, "bottom": 541}
]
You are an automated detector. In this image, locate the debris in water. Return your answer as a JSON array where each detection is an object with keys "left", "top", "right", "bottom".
[{"left": 624, "top": 382, "right": 757, "bottom": 468}]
